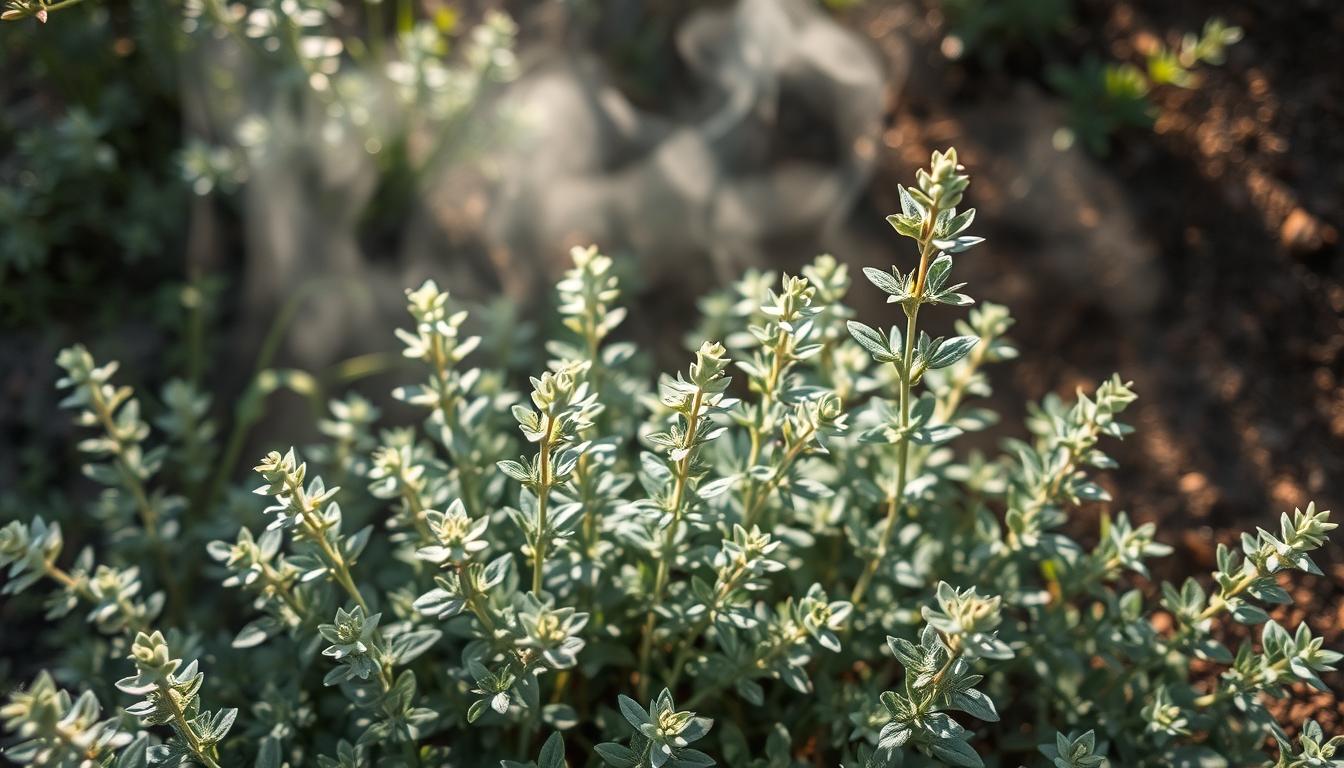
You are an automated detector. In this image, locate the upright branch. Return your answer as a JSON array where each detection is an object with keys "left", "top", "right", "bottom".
[
  {"left": 1002, "top": 375, "right": 1138, "bottom": 553},
  {"left": 369, "top": 442, "right": 439, "bottom": 545},
  {"left": 252, "top": 451, "right": 442, "bottom": 750},
  {"left": 498, "top": 367, "right": 596, "bottom": 594},
  {"left": 548, "top": 245, "right": 638, "bottom": 602},
  {"left": 254, "top": 449, "right": 372, "bottom": 614},
  {"left": 55, "top": 345, "right": 182, "bottom": 610},
  {"left": 733, "top": 273, "right": 846, "bottom": 530},
  {"left": 800, "top": 255, "right": 858, "bottom": 391},
  {"left": 553, "top": 244, "right": 627, "bottom": 385},
  {"left": 847, "top": 148, "right": 982, "bottom": 607},
  {"left": 394, "top": 280, "right": 488, "bottom": 518},
  {"left": 55, "top": 346, "right": 169, "bottom": 540},
  {"left": 636, "top": 342, "right": 733, "bottom": 698},
  {"left": 117, "top": 631, "right": 234, "bottom": 768}
]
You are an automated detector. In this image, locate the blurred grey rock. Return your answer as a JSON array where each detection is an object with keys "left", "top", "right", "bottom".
[{"left": 476, "top": 0, "right": 888, "bottom": 288}]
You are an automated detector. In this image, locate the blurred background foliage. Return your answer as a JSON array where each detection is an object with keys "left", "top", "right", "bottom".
[{"left": 1, "top": 0, "right": 1342, "bottom": 728}]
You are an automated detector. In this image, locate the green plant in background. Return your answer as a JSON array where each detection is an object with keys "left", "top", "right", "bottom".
[
  {"left": 0, "top": 71, "right": 183, "bottom": 322},
  {"left": 1050, "top": 18, "right": 1242, "bottom": 154},
  {"left": 1149, "top": 18, "right": 1244, "bottom": 87},
  {"left": 0, "top": 0, "right": 516, "bottom": 327},
  {"left": 934, "top": 0, "right": 1242, "bottom": 156},
  {"left": 1049, "top": 57, "right": 1154, "bottom": 155},
  {"left": 2, "top": 149, "right": 1339, "bottom": 767}
]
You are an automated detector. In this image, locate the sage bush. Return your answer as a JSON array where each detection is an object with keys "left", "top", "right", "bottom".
[{"left": 2, "top": 149, "right": 1339, "bottom": 768}]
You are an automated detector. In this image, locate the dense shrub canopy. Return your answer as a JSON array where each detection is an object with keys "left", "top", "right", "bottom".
[{"left": 1, "top": 150, "right": 1339, "bottom": 768}]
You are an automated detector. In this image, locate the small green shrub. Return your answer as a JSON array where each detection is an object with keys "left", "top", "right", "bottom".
[
  {"left": 2, "top": 149, "right": 1338, "bottom": 767},
  {"left": 1050, "top": 18, "right": 1242, "bottom": 154},
  {"left": 930, "top": 1, "right": 1242, "bottom": 156}
]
